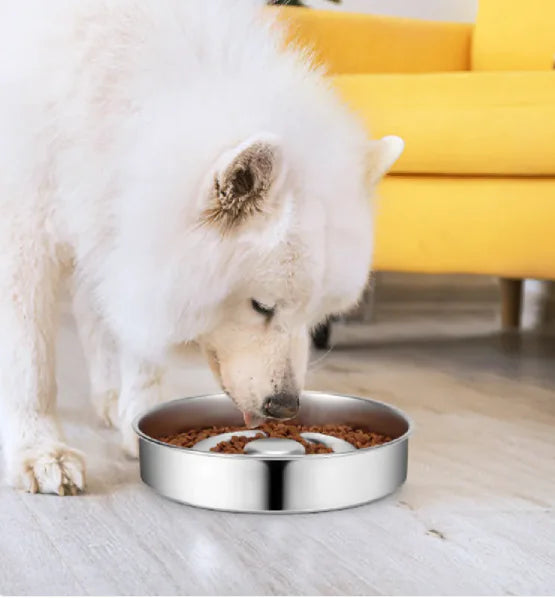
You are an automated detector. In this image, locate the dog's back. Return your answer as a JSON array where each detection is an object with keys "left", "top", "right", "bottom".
[{"left": 0, "top": 0, "right": 364, "bottom": 243}]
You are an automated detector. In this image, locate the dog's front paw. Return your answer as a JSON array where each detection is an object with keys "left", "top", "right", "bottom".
[
  {"left": 120, "top": 424, "right": 139, "bottom": 459},
  {"left": 92, "top": 388, "right": 119, "bottom": 428},
  {"left": 118, "top": 383, "right": 163, "bottom": 459},
  {"left": 7, "top": 443, "right": 86, "bottom": 495}
]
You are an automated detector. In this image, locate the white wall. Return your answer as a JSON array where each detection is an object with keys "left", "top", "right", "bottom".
[{"left": 306, "top": 0, "right": 478, "bottom": 22}]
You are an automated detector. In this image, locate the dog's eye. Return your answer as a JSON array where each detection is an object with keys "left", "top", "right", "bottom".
[{"left": 251, "top": 299, "right": 275, "bottom": 318}]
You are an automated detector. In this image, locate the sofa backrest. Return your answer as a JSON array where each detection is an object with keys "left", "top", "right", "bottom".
[
  {"left": 472, "top": 0, "right": 555, "bottom": 70},
  {"left": 274, "top": 7, "right": 472, "bottom": 74}
]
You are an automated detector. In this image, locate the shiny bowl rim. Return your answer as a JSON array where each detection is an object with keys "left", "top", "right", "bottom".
[{"left": 133, "top": 390, "right": 413, "bottom": 460}]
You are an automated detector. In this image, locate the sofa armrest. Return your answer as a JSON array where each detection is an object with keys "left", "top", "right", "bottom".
[{"left": 273, "top": 7, "right": 472, "bottom": 75}]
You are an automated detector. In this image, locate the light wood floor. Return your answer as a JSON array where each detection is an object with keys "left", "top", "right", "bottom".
[{"left": 1, "top": 304, "right": 554, "bottom": 595}]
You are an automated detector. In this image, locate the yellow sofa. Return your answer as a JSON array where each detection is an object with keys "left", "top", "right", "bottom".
[{"left": 276, "top": 0, "right": 555, "bottom": 328}]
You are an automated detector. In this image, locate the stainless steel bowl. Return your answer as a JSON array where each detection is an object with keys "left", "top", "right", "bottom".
[{"left": 133, "top": 391, "right": 412, "bottom": 513}]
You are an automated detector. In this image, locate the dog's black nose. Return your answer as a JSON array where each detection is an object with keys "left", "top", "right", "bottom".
[{"left": 263, "top": 392, "right": 299, "bottom": 420}]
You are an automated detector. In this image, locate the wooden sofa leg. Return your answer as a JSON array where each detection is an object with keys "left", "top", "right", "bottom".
[{"left": 500, "top": 278, "right": 523, "bottom": 329}]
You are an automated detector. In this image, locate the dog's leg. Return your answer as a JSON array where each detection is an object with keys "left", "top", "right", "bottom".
[
  {"left": 72, "top": 286, "right": 120, "bottom": 428},
  {"left": 0, "top": 236, "right": 85, "bottom": 494},
  {"left": 118, "top": 352, "right": 164, "bottom": 458}
]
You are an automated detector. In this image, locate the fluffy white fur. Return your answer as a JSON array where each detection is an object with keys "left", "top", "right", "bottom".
[{"left": 0, "top": 0, "right": 403, "bottom": 494}]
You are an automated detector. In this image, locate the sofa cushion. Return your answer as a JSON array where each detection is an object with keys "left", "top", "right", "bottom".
[
  {"left": 374, "top": 176, "right": 555, "bottom": 279},
  {"left": 333, "top": 71, "right": 555, "bottom": 176},
  {"left": 472, "top": 0, "right": 555, "bottom": 71}
]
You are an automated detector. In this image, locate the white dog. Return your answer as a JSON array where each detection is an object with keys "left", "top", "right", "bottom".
[{"left": 0, "top": 0, "right": 403, "bottom": 494}]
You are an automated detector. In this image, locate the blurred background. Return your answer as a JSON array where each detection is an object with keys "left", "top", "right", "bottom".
[
  {"left": 295, "top": 0, "right": 477, "bottom": 22},
  {"left": 271, "top": 0, "right": 555, "bottom": 346}
]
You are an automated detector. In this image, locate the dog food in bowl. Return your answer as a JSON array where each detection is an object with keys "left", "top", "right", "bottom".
[{"left": 159, "top": 421, "right": 391, "bottom": 454}]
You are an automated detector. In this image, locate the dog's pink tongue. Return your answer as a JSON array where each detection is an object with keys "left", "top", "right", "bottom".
[{"left": 243, "top": 412, "right": 265, "bottom": 429}]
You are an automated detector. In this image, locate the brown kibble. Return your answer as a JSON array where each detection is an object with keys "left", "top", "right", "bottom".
[{"left": 158, "top": 421, "right": 392, "bottom": 454}]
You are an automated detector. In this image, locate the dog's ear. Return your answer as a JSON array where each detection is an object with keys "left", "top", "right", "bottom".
[
  {"left": 366, "top": 136, "right": 404, "bottom": 187},
  {"left": 202, "top": 134, "right": 284, "bottom": 233}
]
